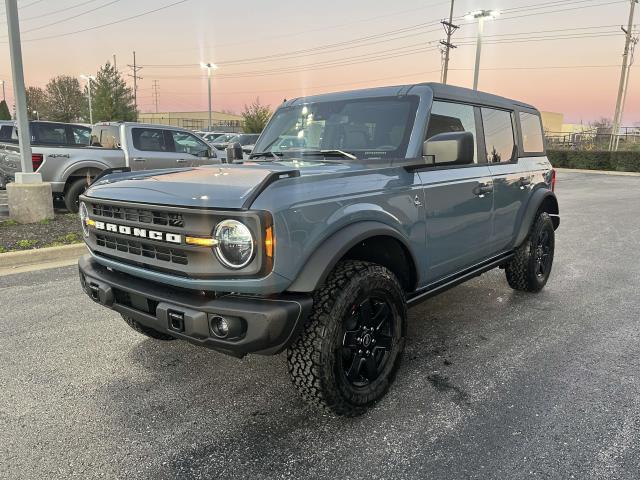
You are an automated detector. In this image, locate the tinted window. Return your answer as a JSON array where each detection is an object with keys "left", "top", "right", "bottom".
[
  {"left": 171, "top": 131, "right": 210, "bottom": 156},
  {"left": 0, "top": 125, "right": 13, "bottom": 141},
  {"left": 254, "top": 96, "right": 420, "bottom": 159},
  {"left": 426, "top": 101, "right": 478, "bottom": 163},
  {"left": 132, "top": 128, "right": 168, "bottom": 152},
  {"left": 519, "top": 112, "right": 544, "bottom": 153},
  {"left": 482, "top": 108, "right": 515, "bottom": 163},
  {"left": 33, "top": 124, "right": 67, "bottom": 145}
]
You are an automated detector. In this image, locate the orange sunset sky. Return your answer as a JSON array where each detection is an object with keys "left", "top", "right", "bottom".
[{"left": 0, "top": 0, "right": 638, "bottom": 124}]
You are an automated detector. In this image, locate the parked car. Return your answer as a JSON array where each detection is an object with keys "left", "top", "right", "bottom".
[
  {"left": 77, "top": 83, "right": 559, "bottom": 416},
  {"left": 212, "top": 133, "right": 260, "bottom": 161},
  {"left": 0, "top": 122, "right": 218, "bottom": 212},
  {"left": 0, "top": 121, "right": 91, "bottom": 146}
]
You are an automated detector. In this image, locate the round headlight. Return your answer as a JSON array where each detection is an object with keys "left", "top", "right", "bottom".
[
  {"left": 79, "top": 202, "right": 89, "bottom": 237},
  {"left": 213, "top": 220, "right": 254, "bottom": 269}
]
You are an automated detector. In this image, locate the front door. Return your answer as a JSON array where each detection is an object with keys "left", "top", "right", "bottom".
[
  {"left": 419, "top": 100, "right": 494, "bottom": 283},
  {"left": 129, "top": 127, "right": 180, "bottom": 171}
]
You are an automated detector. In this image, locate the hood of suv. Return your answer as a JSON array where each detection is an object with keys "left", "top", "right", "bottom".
[{"left": 85, "top": 165, "right": 302, "bottom": 210}]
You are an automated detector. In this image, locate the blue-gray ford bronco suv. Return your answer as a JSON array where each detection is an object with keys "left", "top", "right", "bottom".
[{"left": 78, "top": 83, "right": 559, "bottom": 416}]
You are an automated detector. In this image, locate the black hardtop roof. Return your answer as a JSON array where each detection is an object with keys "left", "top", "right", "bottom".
[{"left": 284, "top": 82, "right": 538, "bottom": 113}]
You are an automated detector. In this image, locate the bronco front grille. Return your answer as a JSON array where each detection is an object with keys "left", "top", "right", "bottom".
[
  {"left": 96, "top": 234, "right": 188, "bottom": 265},
  {"left": 92, "top": 203, "right": 184, "bottom": 228}
]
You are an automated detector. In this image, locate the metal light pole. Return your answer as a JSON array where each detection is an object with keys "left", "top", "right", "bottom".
[
  {"left": 5, "top": 0, "right": 33, "bottom": 178},
  {"left": 1, "top": 80, "right": 5, "bottom": 101},
  {"left": 80, "top": 74, "right": 95, "bottom": 124},
  {"left": 4, "top": 0, "right": 53, "bottom": 223},
  {"left": 466, "top": 9, "right": 500, "bottom": 90},
  {"left": 201, "top": 62, "right": 217, "bottom": 131}
]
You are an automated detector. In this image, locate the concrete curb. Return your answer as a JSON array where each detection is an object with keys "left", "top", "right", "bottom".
[
  {"left": 556, "top": 168, "right": 640, "bottom": 177},
  {"left": 0, "top": 243, "right": 87, "bottom": 269}
]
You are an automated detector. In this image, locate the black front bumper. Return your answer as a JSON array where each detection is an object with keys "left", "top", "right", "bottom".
[{"left": 78, "top": 255, "right": 313, "bottom": 357}]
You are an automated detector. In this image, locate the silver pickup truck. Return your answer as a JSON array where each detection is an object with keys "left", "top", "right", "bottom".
[{"left": 0, "top": 122, "right": 219, "bottom": 212}]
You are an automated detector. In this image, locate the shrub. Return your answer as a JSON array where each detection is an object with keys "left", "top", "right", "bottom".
[{"left": 547, "top": 150, "right": 640, "bottom": 173}]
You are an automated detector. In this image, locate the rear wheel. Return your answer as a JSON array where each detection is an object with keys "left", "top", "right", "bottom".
[
  {"left": 64, "top": 178, "right": 89, "bottom": 213},
  {"left": 287, "top": 260, "right": 407, "bottom": 416},
  {"left": 121, "top": 314, "right": 176, "bottom": 341},
  {"left": 505, "top": 212, "right": 555, "bottom": 292}
]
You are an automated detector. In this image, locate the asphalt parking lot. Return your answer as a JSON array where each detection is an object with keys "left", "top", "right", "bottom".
[{"left": 1, "top": 171, "right": 639, "bottom": 480}]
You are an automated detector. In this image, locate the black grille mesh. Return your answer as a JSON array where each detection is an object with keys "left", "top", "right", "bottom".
[
  {"left": 96, "top": 234, "right": 188, "bottom": 265},
  {"left": 92, "top": 203, "right": 184, "bottom": 228}
]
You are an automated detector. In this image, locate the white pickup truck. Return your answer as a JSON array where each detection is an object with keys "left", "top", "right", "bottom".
[{"left": 0, "top": 122, "right": 219, "bottom": 212}]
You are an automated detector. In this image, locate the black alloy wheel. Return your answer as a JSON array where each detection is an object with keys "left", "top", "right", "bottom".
[{"left": 341, "top": 296, "right": 395, "bottom": 387}]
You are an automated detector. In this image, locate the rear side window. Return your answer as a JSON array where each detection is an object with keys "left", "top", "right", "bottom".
[
  {"left": 519, "top": 112, "right": 544, "bottom": 153},
  {"left": 426, "top": 101, "right": 478, "bottom": 163},
  {"left": 90, "top": 126, "right": 120, "bottom": 148},
  {"left": 481, "top": 108, "right": 515, "bottom": 163},
  {"left": 72, "top": 126, "right": 91, "bottom": 146},
  {"left": 132, "top": 128, "right": 168, "bottom": 152}
]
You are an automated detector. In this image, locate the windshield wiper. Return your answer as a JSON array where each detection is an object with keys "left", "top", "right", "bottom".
[
  {"left": 249, "top": 151, "right": 283, "bottom": 160},
  {"left": 296, "top": 149, "right": 358, "bottom": 160}
]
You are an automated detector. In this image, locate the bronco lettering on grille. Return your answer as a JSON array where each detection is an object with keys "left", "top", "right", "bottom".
[{"left": 93, "top": 220, "right": 182, "bottom": 244}]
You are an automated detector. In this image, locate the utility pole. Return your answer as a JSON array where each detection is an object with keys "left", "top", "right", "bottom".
[
  {"left": 1, "top": 80, "right": 5, "bottom": 101},
  {"left": 112, "top": 54, "right": 117, "bottom": 70},
  {"left": 615, "top": 35, "right": 638, "bottom": 150},
  {"left": 440, "top": 0, "right": 459, "bottom": 84},
  {"left": 610, "top": 0, "right": 638, "bottom": 151},
  {"left": 152, "top": 80, "right": 160, "bottom": 113},
  {"left": 127, "top": 51, "right": 143, "bottom": 121}
]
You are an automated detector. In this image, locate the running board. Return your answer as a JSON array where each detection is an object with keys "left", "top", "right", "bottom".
[{"left": 407, "top": 252, "right": 514, "bottom": 308}]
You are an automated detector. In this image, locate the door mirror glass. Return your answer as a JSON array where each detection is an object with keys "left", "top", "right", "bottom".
[{"left": 423, "top": 131, "right": 475, "bottom": 166}]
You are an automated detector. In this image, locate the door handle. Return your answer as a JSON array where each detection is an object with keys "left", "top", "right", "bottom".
[
  {"left": 473, "top": 183, "right": 493, "bottom": 197},
  {"left": 176, "top": 159, "right": 188, "bottom": 163},
  {"left": 518, "top": 177, "right": 532, "bottom": 188},
  {"left": 132, "top": 157, "right": 146, "bottom": 162}
]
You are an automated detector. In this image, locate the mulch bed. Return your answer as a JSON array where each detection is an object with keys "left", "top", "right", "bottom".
[{"left": 0, "top": 213, "right": 83, "bottom": 252}]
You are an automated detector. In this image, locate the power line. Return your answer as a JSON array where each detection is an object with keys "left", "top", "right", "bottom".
[
  {"left": 0, "top": 0, "right": 190, "bottom": 43},
  {"left": 0, "top": 0, "right": 123, "bottom": 38}
]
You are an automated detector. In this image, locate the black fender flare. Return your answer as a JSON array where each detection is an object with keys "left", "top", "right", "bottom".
[
  {"left": 287, "top": 221, "right": 417, "bottom": 293},
  {"left": 513, "top": 188, "right": 559, "bottom": 248}
]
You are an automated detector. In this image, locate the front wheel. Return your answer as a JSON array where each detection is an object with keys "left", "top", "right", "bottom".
[
  {"left": 287, "top": 260, "right": 407, "bottom": 416},
  {"left": 505, "top": 212, "right": 555, "bottom": 292}
]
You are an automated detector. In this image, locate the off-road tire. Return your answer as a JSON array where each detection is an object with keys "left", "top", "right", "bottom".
[
  {"left": 121, "top": 314, "right": 176, "bottom": 341},
  {"left": 505, "top": 212, "right": 555, "bottom": 292},
  {"left": 64, "top": 178, "right": 89, "bottom": 213},
  {"left": 287, "top": 260, "right": 407, "bottom": 416}
]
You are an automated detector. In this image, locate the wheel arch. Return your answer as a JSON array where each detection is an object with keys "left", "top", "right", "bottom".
[
  {"left": 513, "top": 188, "right": 559, "bottom": 248},
  {"left": 62, "top": 161, "right": 109, "bottom": 189},
  {"left": 287, "top": 221, "right": 419, "bottom": 293}
]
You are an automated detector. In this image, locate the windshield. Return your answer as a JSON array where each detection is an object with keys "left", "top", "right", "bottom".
[
  {"left": 253, "top": 95, "right": 419, "bottom": 160},
  {"left": 212, "top": 134, "right": 236, "bottom": 143}
]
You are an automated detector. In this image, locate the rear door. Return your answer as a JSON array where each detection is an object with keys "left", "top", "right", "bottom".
[
  {"left": 481, "top": 107, "right": 531, "bottom": 252},
  {"left": 128, "top": 127, "right": 178, "bottom": 171},
  {"left": 419, "top": 100, "right": 495, "bottom": 283}
]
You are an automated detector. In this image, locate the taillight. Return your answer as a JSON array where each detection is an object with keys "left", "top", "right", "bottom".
[
  {"left": 32, "top": 153, "right": 44, "bottom": 172},
  {"left": 551, "top": 169, "right": 556, "bottom": 192}
]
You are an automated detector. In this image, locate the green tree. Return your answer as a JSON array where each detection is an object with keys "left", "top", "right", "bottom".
[
  {"left": 242, "top": 98, "right": 271, "bottom": 133},
  {"left": 45, "top": 75, "right": 84, "bottom": 122},
  {"left": 0, "top": 100, "right": 10, "bottom": 120},
  {"left": 90, "top": 62, "right": 136, "bottom": 122},
  {"left": 25, "top": 86, "right": 47, "bottom": 120}
]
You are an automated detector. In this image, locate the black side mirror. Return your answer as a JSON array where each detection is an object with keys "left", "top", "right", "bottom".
[
  {"left": 226, "top": 142, "right": 244, "bottom": 163},
  {"left": 423, "top": 131, "right": 474, "bottom": 166}
]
